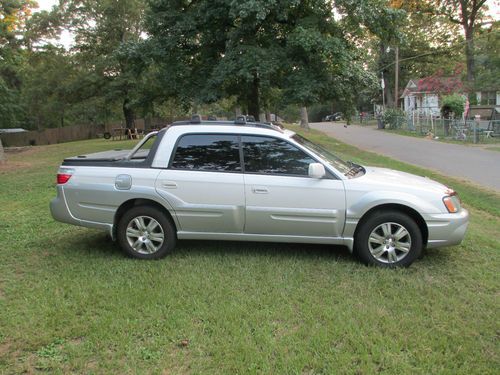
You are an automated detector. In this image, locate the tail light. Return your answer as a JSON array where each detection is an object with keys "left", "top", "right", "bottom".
[{"left": 57, "top": 168, "right": 74, "bottom": 184}]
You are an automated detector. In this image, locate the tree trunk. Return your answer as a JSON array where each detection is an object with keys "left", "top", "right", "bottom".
[
  {"left": 235, "top": 106, "right": 242, "bottom": 117},
  {"left": 265, "top": 111, "right": 271, "bottom": 122},
  {"left": 464, "top": 26, "right": 475, "bottom": 83},
  {"left": 300, "top": 106, "right": 309, "bottom": 129},
  {"left": 384, "top": 77, "right": 394, "bottom": 108},
  {"left": 247, "top": 73, "right": 260, "bottom": 120},
  {"left": 123, "top": 98, "right": 135, "bottom": 129},
  {"left": 0, "top": 138, "right": 5, "bottom": 164},
  {"left": 60, "top": 108, "right": 64, "bottom": 128}
]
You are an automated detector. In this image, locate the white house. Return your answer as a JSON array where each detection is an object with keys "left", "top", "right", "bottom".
[{"left": 401, "top": 77, "right": 500, "bottom": 117}]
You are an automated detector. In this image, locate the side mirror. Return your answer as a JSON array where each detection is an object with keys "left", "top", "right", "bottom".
[{"left": 308, "top": 163, "right": 326, "bottom": 179}]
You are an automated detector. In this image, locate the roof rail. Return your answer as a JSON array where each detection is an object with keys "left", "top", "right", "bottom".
[
  {"left": 190, "top": 114, "right": 202, "bottom": 124},
  {"left": 234, "top": 115, "right": 246, "bottom": 125},
  {"left": 169, "top": 117, "right": 284, "bottom": 133}
]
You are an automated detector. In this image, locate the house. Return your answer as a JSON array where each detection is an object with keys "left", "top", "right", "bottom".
[
  {"left": 401, "top": 77, "right": 464, "bottom": 116},
  {"left": 401, "top": 76, "right": 500, "bottom": 117}
]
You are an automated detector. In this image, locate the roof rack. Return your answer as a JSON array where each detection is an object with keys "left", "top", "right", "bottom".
[{"left": 169, "top": 115, "right": 284, "bottom": 133}]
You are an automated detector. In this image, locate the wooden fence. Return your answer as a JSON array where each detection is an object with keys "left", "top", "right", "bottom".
[{"left": 0, "top": 118, "right": 171, "bottom": 147}]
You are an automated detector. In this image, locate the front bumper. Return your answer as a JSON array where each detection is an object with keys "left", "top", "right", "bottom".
[{"left": 424, "top": 208, "right": 469, "bottom": 249}]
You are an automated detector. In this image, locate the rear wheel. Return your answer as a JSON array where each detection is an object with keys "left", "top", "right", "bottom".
[
  {"left": 354, "top": 211, "right": 422, "bottom": 267},
  {"left": 117, "top": 205, "right": 176, "bottom": 260}
]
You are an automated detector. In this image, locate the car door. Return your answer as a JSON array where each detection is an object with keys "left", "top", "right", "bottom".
[
  {"left": 155, "top": 133, "right": 245, "bottom": 233},
  {"left": 242, "top": 135, "right": 346, "bottom": 238}
]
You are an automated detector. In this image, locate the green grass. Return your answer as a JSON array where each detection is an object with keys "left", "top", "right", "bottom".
[{"left": 0, "top": 135, "right": 499, "bottom": 374}]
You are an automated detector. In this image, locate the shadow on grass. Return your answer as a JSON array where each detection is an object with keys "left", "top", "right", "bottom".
[
  {"left": 46, "top": 228, "right": 454, "bottom": 268},
  {"left": 176, "top": 240, "right": 353, "bottom": 262},
  {"left": 52, "top": 230, "right": 354, "bottom": 262}
]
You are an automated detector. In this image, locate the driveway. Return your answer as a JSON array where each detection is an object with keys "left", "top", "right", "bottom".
[{"left": 310, "top": 122, "right": 500, "bottom": 192}]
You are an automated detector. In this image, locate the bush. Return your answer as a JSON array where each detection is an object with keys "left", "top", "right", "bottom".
[
  {"left": 382, "top": 108, "right": 405, "bottom": 129},
  {"left": 441, "top": 94, "right": 466, "bottom": 118}
]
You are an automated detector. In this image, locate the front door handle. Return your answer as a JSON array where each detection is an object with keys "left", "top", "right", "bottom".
[
  {"left": 252, "top": 187, "right": 269, "bottom": 194},
  {"left": 161, "top": 181, "right": 178, "bottom": 189}
]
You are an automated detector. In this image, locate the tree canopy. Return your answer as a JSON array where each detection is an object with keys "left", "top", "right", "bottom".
[{"left": 0, "top": 0, "right": 497, "bottom": 129}]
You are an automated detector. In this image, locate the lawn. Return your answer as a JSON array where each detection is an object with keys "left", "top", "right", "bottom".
[{"left": 0, "top": 130, "right": 498, "bottom": 374}]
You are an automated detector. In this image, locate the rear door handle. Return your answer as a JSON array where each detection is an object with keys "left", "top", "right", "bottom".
[{"left": 252, "top": 187, "right": 269, "bottom": 194}]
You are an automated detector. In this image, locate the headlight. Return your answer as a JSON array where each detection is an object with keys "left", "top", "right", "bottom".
[{"left": 443, "top": 190, "right": 461, "bottom": 213}]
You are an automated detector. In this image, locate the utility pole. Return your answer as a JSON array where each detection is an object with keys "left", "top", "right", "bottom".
[{"left": 394, "top": 45, "right": 399, "bottom": 108}]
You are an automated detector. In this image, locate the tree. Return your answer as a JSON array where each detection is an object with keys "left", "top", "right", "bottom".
[
  {"left": 146, "top": 0, "right": 395, "bottom": 122},
  {"left": 0, "top": 137, "right": 5, "bottom": 164},
  {"left": 20, "top": 46, "right": 81, "bottom": 129},
  {"left": 437, "top": 0, "right": 490, "bottom": 83},
  {"left": 58, "top": 0, "right": 148, "bottom": 128},
  {"left": 473, "top": 21, "right": 500, "bottom": 93},
  {"left": 0, "top": 0, "right": 36, "bottom": 128}
]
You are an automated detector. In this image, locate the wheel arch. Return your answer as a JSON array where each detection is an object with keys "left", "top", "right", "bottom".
[
  {"left": 113, "top": 198, "right": 177, "bottom": 240},
  {"left": 354, "top": 203, "right": 428, "bottom": 247}
]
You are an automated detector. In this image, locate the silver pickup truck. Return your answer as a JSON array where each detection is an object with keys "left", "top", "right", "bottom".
[{"left": 50, "top": 118, "right": 469, "bottom": 267}]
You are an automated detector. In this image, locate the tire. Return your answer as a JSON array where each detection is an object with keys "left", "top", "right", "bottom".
[
  {"left": 117, "top": 205, "right": 176, "bottom": 260},
  {"left": 354, "top": 210, "right": 422, "bottom": 268}
]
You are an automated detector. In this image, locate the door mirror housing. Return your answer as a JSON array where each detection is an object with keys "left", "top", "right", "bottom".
[{"left": 308, "top": 163, "right": 326, "bottom": 179}]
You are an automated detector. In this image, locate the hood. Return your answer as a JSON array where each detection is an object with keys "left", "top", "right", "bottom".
[{"left": 358, "top": 166, "right": 449, "bottom": 195}]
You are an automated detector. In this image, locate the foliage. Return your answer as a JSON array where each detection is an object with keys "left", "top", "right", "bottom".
[
  {"left": 0, "top": 76, "right": 23, "bottom": 127},
  {"left": 61, "top": 0, "right": 148, "bottom": 128},
  {"left": 146, "top": 0, "right": 390, "bottom": 119},
  {"left": 307, "top": 103, "right": 333, "bottom": 122},
  {"left": 382, "top": 107, "right": 405, "bottom": 129},
  {"left": 435, "top": 0, "right": 490, "bottom": 82},
  {"left": 0, "top": 0, "right": 497, "bottom": 131},
  {"left": 441, "top": 93, "right": 466, "bottom": 117},
  {"left": 473, "top": 21, "right": 500, "bottom": 92}
]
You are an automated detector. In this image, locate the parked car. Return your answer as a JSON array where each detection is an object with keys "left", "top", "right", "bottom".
[
  {"left": 323, "top": 112, "right": 343, "bottom": 121},
  {"left": 50, "top": 117, "right": 468, "bottom": 267}
]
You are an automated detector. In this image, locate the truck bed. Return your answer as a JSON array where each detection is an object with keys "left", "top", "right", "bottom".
[{"left": 62, "top": 149, "right": 151, "bottom": 166}]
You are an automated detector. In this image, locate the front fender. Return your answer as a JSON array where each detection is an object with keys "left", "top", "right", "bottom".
[{"left": 346, "top": 191, "right": 443, "bottom": 219}]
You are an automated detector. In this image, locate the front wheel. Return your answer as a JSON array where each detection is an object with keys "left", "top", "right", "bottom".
[
  {"left": 117, "top": 205, "right": 176, "bottom": 260},
  {"left": 354, "top": 211, "right": 423, "bottom": 267}
]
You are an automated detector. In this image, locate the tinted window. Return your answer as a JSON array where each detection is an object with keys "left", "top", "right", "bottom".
[
  {"left": 242, "top": 136, "right": 315, "bottom": 175},
  {"left": 171, "top": 134, "right": 241, "bottom": 171}
]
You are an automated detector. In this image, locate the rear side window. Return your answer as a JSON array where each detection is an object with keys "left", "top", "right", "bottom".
[
  {"left": 242, "top": 135, "right": 315, "bottom": 175},
  {"left": 170, "top": 134, "right": 241, "bottom": 172}
]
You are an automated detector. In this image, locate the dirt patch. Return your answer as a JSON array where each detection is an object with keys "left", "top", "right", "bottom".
[
  {"left": 0, "top": 339, "right": 13, "bottom": 357},
  {"left": 5, "top": 146, "right": 34, "bottom": 154},
  {"left": 4, "top": 144, "right": 47, "bottom": 157},
  {"left": 0, "top": 161, "right": 34, "bottom": 172}
]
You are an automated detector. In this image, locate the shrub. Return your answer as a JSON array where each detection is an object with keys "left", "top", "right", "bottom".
[
  {"left": 382, "top": 108, "right": 405, "bottom": 129},
  {"left": 441, "top": 94, "right": 466, "bottom": 118}
]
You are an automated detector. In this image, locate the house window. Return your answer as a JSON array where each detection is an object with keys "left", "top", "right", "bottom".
[{"left": 481, "top": 91, "right": 497, "bottom": 106}]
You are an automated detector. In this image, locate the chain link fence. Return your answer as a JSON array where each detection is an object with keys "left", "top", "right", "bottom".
[{"left": 382, "top": 113, "right": 500, "bottom": 144}]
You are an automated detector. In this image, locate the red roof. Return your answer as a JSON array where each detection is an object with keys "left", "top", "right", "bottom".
[{"left": 415, "top": 76, "right": 463, "bottom": 94}]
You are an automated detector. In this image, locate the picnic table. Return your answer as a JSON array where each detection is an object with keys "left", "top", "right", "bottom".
[{"left": 111, "top": 128, "right": 144, "bottom": 140}]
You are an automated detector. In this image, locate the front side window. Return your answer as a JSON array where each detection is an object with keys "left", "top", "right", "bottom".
[
  {"left": 242, "top": 136, "right": 315, "bottom": 175},
  {"left": 171, "top": 134, "right": 241, "bottom": 171}
]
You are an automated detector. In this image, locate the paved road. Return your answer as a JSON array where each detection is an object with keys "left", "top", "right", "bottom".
[{"left": 310, "top": 122, "right": 500, "bottom": 192}]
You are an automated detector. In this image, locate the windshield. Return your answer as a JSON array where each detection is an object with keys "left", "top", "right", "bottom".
[{"left": 291, "top": 134, "right": 353, "bottom": 176}]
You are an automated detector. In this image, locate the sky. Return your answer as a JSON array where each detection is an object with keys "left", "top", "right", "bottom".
[{"left": 34, "top": 0, "right": 500, "bottom": 50}]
